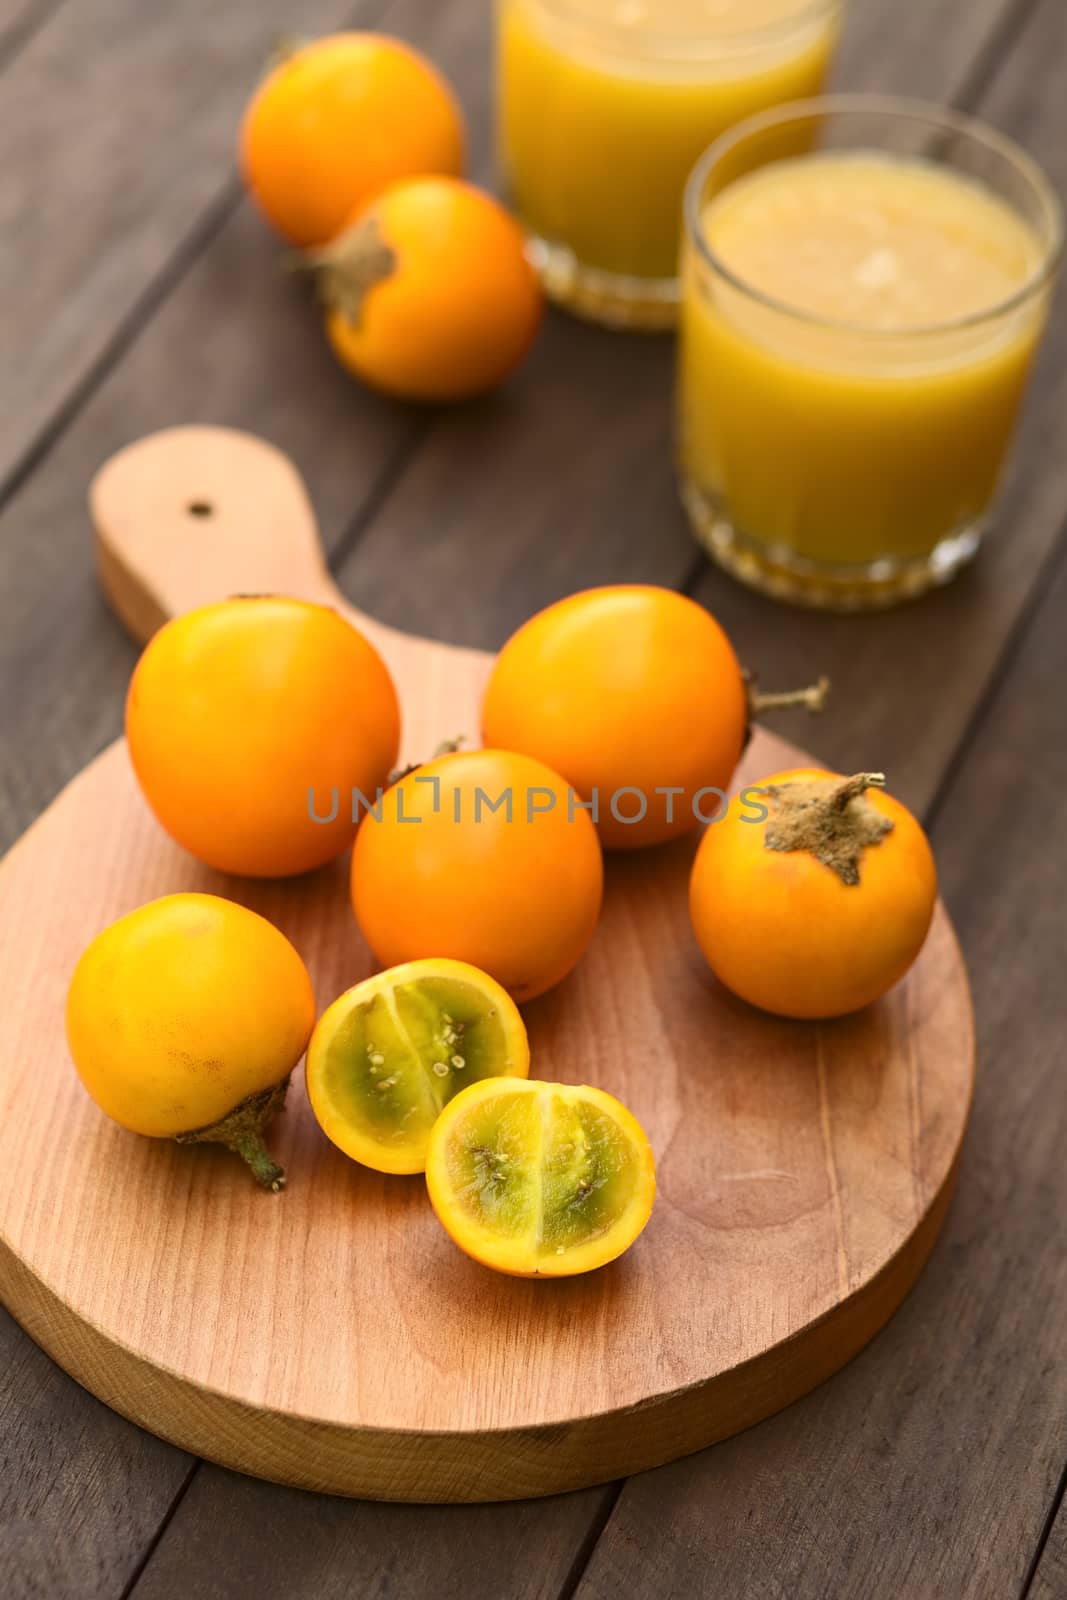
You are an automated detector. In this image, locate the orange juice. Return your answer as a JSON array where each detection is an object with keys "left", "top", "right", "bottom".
[
  {"left": 496, "top": 0, "right": 842, "bottom": 326},
  {"left": 679, "top": 109, "right": 1061, "bottom": 606}
]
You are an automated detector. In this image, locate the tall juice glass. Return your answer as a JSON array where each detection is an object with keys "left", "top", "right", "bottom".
[
  {"left": 678, "top": 98, "right": 1062, "bottom": 607},
  {"left": 496, "top": 0, "right": 844, "bottom": 329}
]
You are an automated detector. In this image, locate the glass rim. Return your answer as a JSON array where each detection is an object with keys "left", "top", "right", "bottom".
[
  {"left": 514, "top": 0, "right": 844, "bottom": 61},
  {"left": 684, "top": 93, "right": 1065, "bottom": 339}
]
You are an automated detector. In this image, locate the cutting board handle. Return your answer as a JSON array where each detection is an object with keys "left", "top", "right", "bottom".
[{"left": 90, "top": 426, "right": 388, "bottom": 647}]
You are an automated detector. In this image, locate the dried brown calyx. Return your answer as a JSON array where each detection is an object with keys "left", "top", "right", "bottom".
[
  {"left": 762, "top": 772, "right": 893, "bottom": 887},
  {"left": 300, "top": 217, "right": 399, "bottom": 327},
  {"left": 175, "top": 1078, "right": 290, "bottom": 1192}
]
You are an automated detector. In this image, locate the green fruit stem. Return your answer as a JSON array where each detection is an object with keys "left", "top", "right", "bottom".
[{"left": 175, "top": 1078, "right": 290, "bottom": 1192}]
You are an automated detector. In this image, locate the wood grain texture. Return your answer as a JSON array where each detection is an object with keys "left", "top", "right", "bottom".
[
  {"left": 0, "top": 426, "right": 974, "bottom": 1503},
  {"left": 0, "top": 0, "right": 65, "bottom": 69},
  {"left": 0, "top": 0, "right": 385, "bottom": 495},
  {"left": 131, "top": 1470, "right": 615, "bottom": 1600},
  {"left": 0, "top": 1307, "right": 193, "bottom": 1600},
  {"left": 1029, "top": 1492, "right": 1067, "bottom": 1600},
  {"left": 829, "top": 0, "right": 1036, "bottom": 101}
]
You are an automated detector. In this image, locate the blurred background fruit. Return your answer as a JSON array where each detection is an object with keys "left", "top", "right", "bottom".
[
  {"left": 240, "top": 32, "right": 465, "bottom": 246},
  {"left": 314, "top": 176, "right": 543, "bottom": 401}
]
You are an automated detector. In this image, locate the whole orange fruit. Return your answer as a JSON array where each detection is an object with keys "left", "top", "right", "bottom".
[
  {"left": 66, "top": 893, "right": 315, "bottom": 1189},
  {"left": 240, "top": 33, "right": 465, "bottom": 247},
  {"left": 482, "top": 586, "right": 748, "bottom": 849},
  {"left": 317, "top": 177, "right": 542, "bottom": 402},
  {"left": 126, "top": 598, "right": 400, "bottom": 878},
  {"left": 689, "top": 769, "right": 938, "bottom": 1019},
  {"left": 350, "top": 749, "right": 603, "bottom": 1000}
]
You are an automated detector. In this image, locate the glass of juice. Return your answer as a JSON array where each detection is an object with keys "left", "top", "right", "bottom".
[
  {"left": 678, "top": 97, "right": 1062, "bottom": 608},
  {"left": 495, "top": 0, "right": 844, "bottom": 329}
]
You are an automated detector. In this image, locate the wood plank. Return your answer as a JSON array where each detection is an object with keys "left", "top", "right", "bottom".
[
  {"left": 0, "top": 0, "right": 392, "bottom": 498},
  {"left": 131, "top": 1472, "right": 613, "bottom": 1600},
  {"left": 1029, "top": 1490, "right": 1067, "bottom": 1600},
  {"left": 0, "top": 0, "right": 65, "bottom": 69},
  {"left": 0, "top": 1306, "right": 194, "bottom": 1598},
  {"left": 830, "top": 0, "right": 1033, "bottom": 101},
  {"left": 574, "top": 519, "right": 1067, "bottom": 1600}
]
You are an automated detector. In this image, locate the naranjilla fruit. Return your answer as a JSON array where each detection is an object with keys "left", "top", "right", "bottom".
[
  {"left": 689, "top": 769, "right": 938, "bottom": 1019},
  {"left": 311, "top": 176, "right": 543, "bottom": 402},
  {"left": 350, "top": 749, "right": 603, "bottom": 1001},
  {"left": 240, "top": 33, "right": 465, "bottom": 247},
  {"left": 126, "top": 597, "right": 400, "bottom": 878},
  {"left": 425, "top": 1078, "right": 656, "bottom": 1277},
  {"left": 483, "top": 585, "right": 825, "bottom": 851},
  {"left": 306, "top": 958, "right": 530, "bottom": 1174},
  {"left": 66, "top": 894, "right": 316, "bottom": 1189}
]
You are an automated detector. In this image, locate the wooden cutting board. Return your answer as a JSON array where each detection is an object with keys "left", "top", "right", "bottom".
[{"left": 0, "top": 427, "right": 974, "bottom": 1503}]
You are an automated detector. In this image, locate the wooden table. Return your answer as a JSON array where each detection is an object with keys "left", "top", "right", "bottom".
[{"left": 2, "top": 1, "right": 1065, "bottom": 1595}]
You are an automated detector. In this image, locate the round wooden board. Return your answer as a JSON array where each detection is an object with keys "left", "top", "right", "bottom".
[
  {"left": 0, "top": 728, "right": 973, "bottom": 1503},
  {"left": 0, "top": 428, "right": 974, "bottom": 1502}
]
